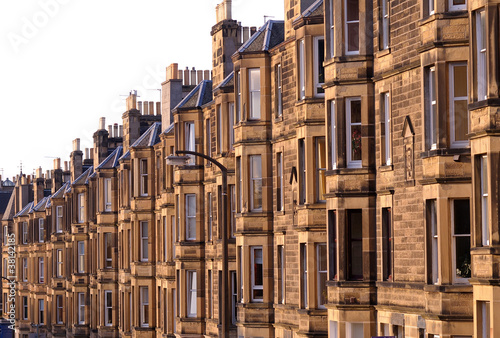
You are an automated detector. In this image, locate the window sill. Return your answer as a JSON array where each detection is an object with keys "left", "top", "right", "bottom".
[
  {"left": 375, "top": 48, "right": 391, "bottom": 58},
  {"left": 420, "top": 147, "right": 470, "bottom": 159},
  {"left": 325, "top": 167, "right": 375, "bottom": 176},
  {"left": 423, "top": 284, "right": 472, "bottom": 293},
  {"left": 295, "top": 97, "right": 325, "bottom": 106},
  {"left": 469, "top": 98, "right": 500, "bottom": 111},
  {"left": 378, "top": 164, "right": 394, "bottom": 172}
]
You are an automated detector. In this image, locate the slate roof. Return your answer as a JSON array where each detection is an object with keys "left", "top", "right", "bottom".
[
  {"left": 118, "top": 150, "right": 130, "bottom": 161},
  {"left": 52, "top": 182, "right": 69, "bottom": 199},
  {"left": 73, "top": 167, "right": 93, "bottom": 186},
  {"left": 1, "top": 192, "right": 15, "bottom": 221},
  {"left": 96, "top": 146, "right": 123, "bottom": 170},
  {"left": 131, "top": 123, "right": 162, "bottom": 148},
  {"left": 31, "top": 197, "right": 50, "bottom": 213},
  {"left": 295, "top": 0, "right": 324, "bottom": 21},
  {"left": 214, "top": 71, "right": 234, "bottom": 91},
  {"left": 0, "top": 191, "right": 12, "bottom": 215},
  {"left": 174, "top": 80, "right": 213, "bottom": 110},
  {"left": 14, "top": 201, "right": 34, "bottom": 218},
  {"left": 236, "top": 20, "right": 285, "bottom": 54}
]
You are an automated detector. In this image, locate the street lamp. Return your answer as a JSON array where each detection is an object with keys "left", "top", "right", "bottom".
[{"left": 166, "top": 150, "right": 230, "bottom": 337}]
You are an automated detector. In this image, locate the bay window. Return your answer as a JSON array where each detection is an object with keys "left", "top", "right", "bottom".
[
  {"left": 140, "top": 286, "right": 149, "bottom": 327},
  {"left": 104, "top": 178, "right": 112, "bottom": 211},
  {"left": 38, "top": 219, "right": 44, "bottom": 243},
  {"left": 347, "top": 210, "right": 363, "bottom": 280},
  {"left": 186, "top": 194, "right": 196, "bottom": 240},
  {"left": 316, "top": 137, "right": 326, "bottom": 202},
  {"left": 427, "top": 200, "right": 439, "bottom": 284},
  {"left": 78, "top": 193, "right": 85, "bottom": 223},
  {"left": 39, "top": 299, "right": 45, "bottom": 324},
  {"left": 330, "top": 101, "right": 337, "bottom": 169},
  {"left": 452, "top": 199, "right": 471, "bottom": 283},
  {"left": 345, "top": 0, "right": 359, "bottom": 54},
  {"left": 300, "top": 243, "right": 308, "bottom": 308},
  {"left": 78, "top": 241, "right": 85, "bottom": 273},
  {"left": 78, "top": 293, "right": 85, "bottom": 324},
  {"left": 298, "top": 39, "right": 305, "bottom": 99},
  {"left": 475, "top": 9, "right": 487, "bottom": 101},
  {"left": 449, "top": 63, "right": 468, "bottom": 148},
  {"left": 140, "top": 159, "right": 148, "bottom": 196},
  {"left": 299, "top": 139, "right": 306, "bottom": 204},
  {"left": 187, "top": 271, "right": 197, "bottom": 317},
  {"left": 105, "top": 232, "right": 112, "bottom": 268},
  {"left": 22, "top": 258, "right": 27, "bottom": 281},
  {"left": 425, "top": 67, "right": 438, "bottom": 150},
  {"left": 480, "top": 155, "right": 489, "bottom": 246},
  {"left": 346, "top": 98, "right": 362, "bottom": 168},
  {"left": 23, "top": 296, "right": 28, "bottom": 320},
  {"left": 56, "top": 205, "right": 63, "bottom": 232},
  {"left": 382, "top": 208, "right": 393, "bottom": 281},
  {"left": 208, "top": 192, "right": 213, "bottom": 241},
  {"left": 22, "top": 222, "right": 27, "bottom": 244},
  {"left": 236, "top": 71, "right": 241, "bottom": 123},
  {"left": 249, "top": 68, "right": 261, "bottom": 119},
  {"left": 39, "top": 257, "right": 44, "bottom": 283},
  {"left": 251, "top": 246, "right": 263, "bottom": 302},
  {"left": 317, "top": 243, "right": 327, "bottom": 309},
  {"left": 56, "top": 249, "right": 63, "bottom": 277},
  {"left": 381, "top": 93, "right": 391, "bottom": 165},
  {"left": 140, "top": 221, "right": 149, "bottom": 261},
  {"left": 229, "top": 102, "right": 235, "bottom": 148},
  {"left": 277, "top": 152, "right": 284, "bottom": 211},
  {"left": 185, "top": 122, "right": 195, "bottom": 164},
  {"left": 314, "top": 37, "right": 325, "bottom": 96},
  {"left": 250, "top": 155, "right": 262, "bottom": 211},
  {"left": 105, "top": 290, "right": 112, "bottom": 326},
  {"left": 449, "top": 0, "right": 466, "bottom": 11}
]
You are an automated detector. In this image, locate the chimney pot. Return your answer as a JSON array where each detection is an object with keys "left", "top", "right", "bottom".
[
  {"left": 90, "top": 148, "right": 94, "bottom": 159},
  {"left": 108, "top": 125, "right": 113, "bottom": 135},
  {"left": 85, "top": 148, "right": 90, "bottom": 159},
  {"left": 73, "top": 138, "right": 81, "bottom": 152},
  {"left": 191, "top": 68, "right": 197, "bottom": 86},
  {"left": 113, "top": 123, "right": 118, "bottom": 138},
  {"left": 156, "top": 102, "right": 161, "bottom": 116},
  {"left": 64, "top": 161, "right": 69, "bottom": 171},
  {"left": 143, "top": 101, "right": 149, "bottom": 115},
  {"left": 99, "top": 117, "right": 106, "bottom": 130},
  {"left": 119, "top": 125, "right": 123, "bottom": 137},
  {"left": 184, "top": 68, "right": 190, "bottom": 85},
  {"left": 36, "top": 167, "right": 43, "bottom": 179},
  {"left": 54, "top": 158, "right": 61, "bottom": 170},
  {"left": 149, "top": 102, "right": 155, "bottom": 116},
  {"left": 137, "top": 101, "right": 143, "bottom": 114}
]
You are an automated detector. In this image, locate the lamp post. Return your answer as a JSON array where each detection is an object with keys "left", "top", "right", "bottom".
[{"left": 166, "top": 150, "right": 230, "bottom": 338}]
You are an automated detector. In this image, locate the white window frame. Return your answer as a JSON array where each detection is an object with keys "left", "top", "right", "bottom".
[
  {"left": 346, "top": 97, "right": 362, "bottom": 168},
  {"left": 39, "top": 257, "right": 44, "bottom": 283},
  {"left": 277, "top": 152, "right": 284, "bottom": 211},
  {"left": 208, "top": 192, "right": 213, "bottom": 241},
  {"left": 428, "top": 0, "right": 435, "bottom": 15},
  {"left": 381, "top": 92, "right": 391, "bottom": 165},
  {"left": 185, "top": 122, "right": 195, "bottom": 164},
  {"left": 105, "top": 290, "right": 112, "bottom": 326},
  {"left": 426, "top": 66, "right": 438, "bottom": 150},
  {"left": 236, "top": 71, "right": 241, "bottom": 123},
  {"left": 314, "top": 36, "right": 325, "bottom": 97},
  {"left": 316, "top": 137, "right": 327, "bottom": 202},
  {"left": 317, "top": 243, "right": 327, "bottom": 309},
  {"left": 164, "top": 216, "right": 168, "bottom": 262},
  {"left": 478, "top": 301, "right": 490, "bottom": 338},
  {"left": 449, "top": 0, "right": 466, "bottom": 11},
  {"left": 476, "top": 9, "right": 487, "bottom": 101},
  {"left": 346, "top": 322, "right": 364, "bottom": 337},
  {"left": 78, "top": 241, "right": 85, "bottom": 273},
  {"left": 298, "top": 39, "right": 306, "bottom": 99},
  {"left": 22, "top": 222, "right": 28, "bottom": 244},
  {"left": 429, "top": 200, "right": 439, "bottom": 284},
  {"left": 481, "top": 155, "right": 489, "bottom": 246},
  {"left": 250, "top": 246, "right": 264, "bottom": 302},
  {"left": 140, "top": 221, "right": 149, "bottom": 261},
  {"left": 56, "top": 295, "right": 63, "bottom": 324},
  {"left": 344, "top": 0, "right": 360, "bottom": 55},
  {"left": 276, "top": 64, "right": 283, "bottom": 116},
  {"left": 230, "top": 185, "right": 236, "bottom": 238},
  {"left": 22, "top": 258, "right": 27, "bottom": 282},
  {"left": 78, "top": 293, "right": 85, "bottom": 324},
  {"left": 56, "top": 206, "right": 63, "bottom": 233},
  {"left": 38, "top": 218, "right": 44, "bottom": 243},
  {"left": 217, "top": 105, "right": 223, "bottom": 153},
  {"left": 239, "top": 246, "right": 244, "bottom": 302},
  {"left": 231, "top": 271, "right": 238, "bottom": 324},
  {"left": 185, "top": 194, "right": 196, "bottom": 241},
  {"left": 249, "top": 155, "right": 262, "bottom": 212},
  {"left": 331, "top": 101, "right": 337, "bottom": 169},
  {"left": 171, "top": 216, "right": 176, "bottom": 259},
  {"left": 237, "top": 157, "right": 243, "bottom": 212},
  {"left": 329, "top": 0, "right": 334, "bottom": 58},
  {"left": 301, "top": 243, "right": 308, "bottom": 308},
  {"left": 229, "top": 102, "right": 235, "bottom": 148},
  {"left": 278, "top": 245, "right": 285, "bottom": 304},
  {"left": 3, "top": 226, "right": 7, "bottom": 245},
  {"left": 206, "top": 118, "right": 211, "bottom": 158},
  {"left": 381, "top": 0, "right": 389, "bottom": 50},
  {"left": 39, "top": 299, "right": 45, "bottom": 324},
  {"left": 187, "top": 270, "right": 197, "bottom": 317},
  {"left": 249, "top": 68, "right": 261, "bottom": 119},
  {"left": 451, "top": 199, "right": 471, "bottom": 284},
  {"left": 449, "top": 63, "right": 469, "bottom": 148},
  {"left": 140, "top": 159, "right": 148, "bottom": 196},
  {"left": 140, "top": 286, "right": 149, "bottom": 327},
  {"left": 23, "top": 296, "right": 28, "bottom": 320},
  {"left": 56, "top": 249, "right": 63, "bottom": 278},
  {"left": 104, "top": 178, "right": 112, "bottom": 211},
  {"left": 105, "top": 232, "right": 112, "bottom": 268},
  {"left": 78, "top": 193, "right": 85, "bottom": 223}
]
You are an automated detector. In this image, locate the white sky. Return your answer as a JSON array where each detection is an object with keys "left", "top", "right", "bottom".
[{"left": 0, "top": 0, "right": 284, "bottom": 180}]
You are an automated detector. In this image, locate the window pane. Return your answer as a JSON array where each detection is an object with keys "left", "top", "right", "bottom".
[
  {"left": 455, "top": 236, "right": 471, "bottom": 279},
  {"left": 454, "top": 100, "right": 468, "bottom": 141},
  {"left": 347, "top": 23, "right": 359, "bottom": 52},
  {"left": 351, "top": 125, "right": 362, "bottom": 161},
  {"left": 453, "top": 65, "right": 467, "bottom": 97},
  {"left": 346, "top": 0, "right": 359, "bottom": 21}
]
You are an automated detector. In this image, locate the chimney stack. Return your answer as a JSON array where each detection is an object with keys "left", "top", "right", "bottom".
[
  {"left": 70, "top": 138, "right": 83, "bottom": 182},
  {"left": 64, "top": 161, "right": 69, "bottom": 171},
  {"left": 126, "top": 90, "right": 137, "bottom": 111},
  {"left": 36, "top": 167, "right": 43, "bottom": 179},
  {"left": 99, "top": 117, "right": 106, "bottom": 130},
  {"left": 54, "top": 158, "right": 61, "bottom": 170}
]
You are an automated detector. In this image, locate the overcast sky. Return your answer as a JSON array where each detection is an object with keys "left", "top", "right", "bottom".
[{"left": 0, "top": 0, "right": 284, "bottom": 180}]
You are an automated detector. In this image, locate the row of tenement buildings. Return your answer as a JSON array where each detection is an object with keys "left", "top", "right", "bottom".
[{"left": 1, "top": 0, "right": 499, "bottom": 336}]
